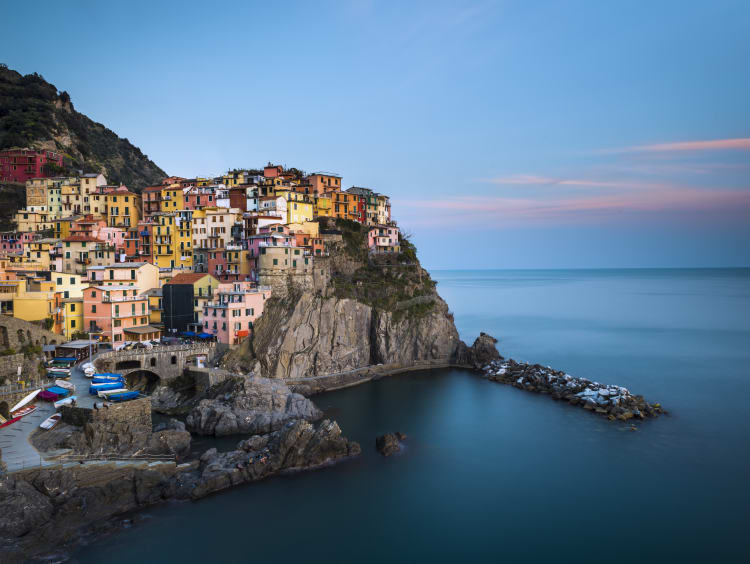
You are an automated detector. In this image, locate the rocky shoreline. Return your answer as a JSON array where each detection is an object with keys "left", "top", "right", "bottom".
[{"left": 479, "top": 357, "right": 665, "bottom": 421}]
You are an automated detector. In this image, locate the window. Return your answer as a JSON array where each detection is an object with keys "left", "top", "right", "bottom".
[
  {"left": 70, "top": 303, "right": 76, "bottom": 312},
  {"left": 114, "top": 334, "right": 122, "bottom": 341},
  {"left": 92, "top": 305, "right": 96, "bottom": 313},
  {"left": 71, "top": 320, "right": 76, "bottom": 328},
  {"left": 70, "top": 277, "right": 75, "bottom": 284},
  {"left": 92, "top": 291, "right": 96, "bottom": 298},
  {"left": 57, "top": 277, "right": 62, "bottom": 284},
  {"left": 171, "top": 356, "right": 177, "bottom": 365},
  {"left": 130, "top": 269, "right": 135, "bottom": 280},
  {"left": 272, "top": 258, "right": 278, "bottom": 265},
  {"left": 222, "top": 322, "right": 226, "bottom": 330},
  {"left": 114, "top": 319, "right": 121, "bottom": 327},
  {"left": 64, "top": 291, "right": 69, "bottom": 299}
]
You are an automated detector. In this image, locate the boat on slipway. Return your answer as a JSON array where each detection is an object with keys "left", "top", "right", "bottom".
[{"left": 39, "top": 413, "right": 62, "bottom": 430}]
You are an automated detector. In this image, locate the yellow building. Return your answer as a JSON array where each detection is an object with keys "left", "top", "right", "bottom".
[
  {"left": 160, "top": 186, "right": 185, "bottom": 212},
  {"left": 47, "top": 185, "right": 63, "bottom": 218},
  {"left": 286, "top": 221, "right": 320, "bottom": 238},
  {"left": 52, "top": 272, "right": 87, "bottom": 300},
  {"left": 276, "top": 190, "right": 314, "bottom": 224},
  {"left": 12, "top": 280, "right": 57, "bottom": 323},
  {"left": 313, "top": 195, "right": 333, "bottom": 219},
  {"left": 79, "top": 173, "right": 106, "bottom": 214},
  {"left": 106, "top": 188, "right": 142, "bottom": 228},
  {"left": 24, "top": 238, "right": 56, "bottom": 271},
  {"left": 26, "top": 178, "right": 50, "bottom": 209},
  {"left": 152, "top": 212, "right": 192, "bottom": 270},
  {"left": 14, "top": 209, "right": 53, "bottom": 232},
  {"left": 144, "top": 287, "right": 162, "bottom": 326},
  {"left": 53, "top": 217, "right": 76, "bottom": 240},
  {"left": 324, "top": 191, "right": 360, "bottom": 222},
  {"left": 62, "top": 298, "right": 84, "bottom": 339}
]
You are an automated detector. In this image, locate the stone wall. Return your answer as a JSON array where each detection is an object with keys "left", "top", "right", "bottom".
[
  {"left": 60, "top": 405, "right": 94, "bottom": 427},
  {"left": 186, "top": 366, "right": 234, "bottom": 394},
  {"left": 0, "top": 315, "right": 62, "bottom": 350}
]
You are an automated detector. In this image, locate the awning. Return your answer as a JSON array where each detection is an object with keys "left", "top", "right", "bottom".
[
  {"left": 182, "top": 331, "right": 197, "bottom": 337},
  {"left": 197, "top": 332, "right": 213, "bottom": 339},
  {"left": 236, "top": 330, "right": 249, "bottom": 337},
  {"left": 53, "top": 357, "right": 76, "bottom": 362},
  {"left": 124, "top": 325, "right": 161, "bottom": 335}
]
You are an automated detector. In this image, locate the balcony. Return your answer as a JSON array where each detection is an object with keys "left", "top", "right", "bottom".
[
  {"left": 102, "top": 295, "right": 143, "bottom": 303},
  {"left": 76, "top": 257, "right": 91, "bottom": 265}
]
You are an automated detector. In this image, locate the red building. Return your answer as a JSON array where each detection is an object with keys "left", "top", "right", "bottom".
[{"left": 0, "top": 149, "right": 63, "bottom": 183}]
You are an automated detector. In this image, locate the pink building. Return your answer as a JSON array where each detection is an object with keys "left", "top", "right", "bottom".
[
  {"left": 207, "top": 248, "right": 228, "bottom": 278},
  {"left": 184, "top": 187, "right": 216, "bottom": 209},
  {"left": 368, "top": 225, "right": 400, "bottom": 253},
  {"left": 82, "top": 285, "right": 157, "bottom": 347},
  {"left": 202, "top": 281, "right": 271, "bottom": 344}
]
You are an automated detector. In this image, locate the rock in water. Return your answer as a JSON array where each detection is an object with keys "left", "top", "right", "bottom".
[
  {"left": 376, "top": 433, "right": 402, "bottom": 456},
  {"left": 186, "top": 375, "right": 321, "bottom": 436}
]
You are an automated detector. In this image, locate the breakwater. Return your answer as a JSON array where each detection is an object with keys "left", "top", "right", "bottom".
[{"left": 480, "top": 358, "right": 665, "bottom": 421}]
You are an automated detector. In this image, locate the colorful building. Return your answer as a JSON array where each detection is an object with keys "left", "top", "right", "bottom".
[
  {"left": 82, "top": 285, "right": 155, "bottom": 346},
  {"left": 162, "top": 272, "right": 219, "bottom": 333},
  {"left": 202, "top": 282, "right": 271, "bottom": 344},
  {"left": 368, "top": 225, "right": 400, "bottom": 253},
  {"left": 306, "top": 173, "right": 342, "bottom": 195},
  {"left": 86, "top": 262, "right": 159, "bottom": 293},
  {"left": 0, "top": 149, "right": 63, "bottom": 184},
  {"left": 105, "top": 188, "right": 142, "bottom": 228}
]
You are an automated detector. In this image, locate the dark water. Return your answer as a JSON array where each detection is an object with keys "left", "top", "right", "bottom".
[{"left": 72, "top": 269, "right": 750, "bottom": 563}]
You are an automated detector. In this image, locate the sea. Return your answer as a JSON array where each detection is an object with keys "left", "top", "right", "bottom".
[{"left": 71, "top": 268, "right": 750, "bottom": 563}]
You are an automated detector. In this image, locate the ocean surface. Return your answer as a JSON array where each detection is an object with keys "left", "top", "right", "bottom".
[{"left": 72, "top": 269, "right": 750, "bottom": 563}]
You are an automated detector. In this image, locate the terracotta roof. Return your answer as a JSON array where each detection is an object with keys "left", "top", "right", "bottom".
[
  {"left": 165, "top": 272, "right": 218, "bottom": 285},
  {"left": 143, "top": 186, "right": 164, "bottom": 192},
  {"left": 63, "top": 236, "right": 105, "bottom": 243}
]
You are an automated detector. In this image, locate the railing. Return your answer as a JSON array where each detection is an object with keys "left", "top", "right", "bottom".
[{"left": 102, "top": 295, "right": 144, "bottom": 303}]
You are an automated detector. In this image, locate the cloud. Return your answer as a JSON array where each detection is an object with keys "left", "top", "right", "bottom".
[
  {"left": 604, "top": 138, "right": 750, "bottom": 154},
  {"left": 395, "top": 186, "right": 750, "bottom": 227},
  {"left": 482, "top": 175, "right": 674, "bottom": 190}
]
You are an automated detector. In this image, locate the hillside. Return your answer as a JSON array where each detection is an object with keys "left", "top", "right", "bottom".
[{"left": 0, "top": 64, "right": 165, "bottom": 190}]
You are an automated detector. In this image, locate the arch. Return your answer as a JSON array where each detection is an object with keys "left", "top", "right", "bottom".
[
  {"left": 0, "top": 400, "right": 9, "bottom": 420},
  {"left": 115, "top": 359, "right": 141, "bottom": 370},
  {"left": 150, "top": 357, "right": 156, "bottom": 367},
  {"left": 170, "top": 355, "right": 177, "bottom": 365},
  {"left": 125, "top": 369, "right": 161, "bottom": 394}
]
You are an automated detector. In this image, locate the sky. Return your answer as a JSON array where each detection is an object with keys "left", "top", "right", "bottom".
[{"left": 2, "top": 0, "right": 749, "bottom": 269}]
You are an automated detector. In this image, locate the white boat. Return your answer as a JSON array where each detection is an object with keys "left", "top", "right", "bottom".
[
  {"left": 98, "top": 388, "right": 128, "bottom": 398},
  {"left": 39, "top": 413, "right": 62, "bottom": 430},
  {"left": 54, "top": 380, "right": 75, "bottom": 392},
  {"left": 54, "top": 395, "right": 76, "bottom": 409},
  {"left": 10, "top": 389, "right": 41, "bottom": 413}
]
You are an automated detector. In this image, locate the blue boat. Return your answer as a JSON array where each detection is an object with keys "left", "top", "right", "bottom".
[
  {"left": 92, "top": 375, "right": 125, "bottom": 384},
  {"left": 89, "top": 382, "right": 125, "bottom": 395},
  {"left": 46, "top": 386, "right": 70, "bottom": 396},
  {"left": 107, "top": 391, "right": 140, "bottom": 402},
  {"left": 92, "top": 373, "right": 123, "bottom": 380}
]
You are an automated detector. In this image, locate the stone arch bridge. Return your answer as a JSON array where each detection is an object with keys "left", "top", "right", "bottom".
[{"left": 94, "top": 343, "right": 217, "bottom": 385}]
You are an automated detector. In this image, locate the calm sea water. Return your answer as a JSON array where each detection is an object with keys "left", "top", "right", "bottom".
[{"left": 72, "top": 269, "right": 750, "bottom": 563}]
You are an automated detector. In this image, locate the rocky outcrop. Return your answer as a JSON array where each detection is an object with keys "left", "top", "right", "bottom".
[
  {"left": 186, "top": 375, "right": 321, "bottom": 436},
  {"left": 191, "top": 419, "right": 361, "bottom": 498},
  {"left": 232, "top": 291, "right": 462, "bottom": 382},
  {"left": 481, "top": 358, "right": 665, "bottom": 421},
  {"left": 376, "top": 432, "right": 405, "bottom": 456}
]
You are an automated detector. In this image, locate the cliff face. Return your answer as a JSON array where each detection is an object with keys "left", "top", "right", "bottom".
[
  {"left": 222, "top": 219, "right": 477, "bottom": 384},
  {"left": 242, "top": 291, "right": 461, "bottom": 381}
]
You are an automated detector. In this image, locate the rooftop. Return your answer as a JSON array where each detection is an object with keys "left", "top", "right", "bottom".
[{"left": 166, "top": 272, "right": 218, "bottom": 285}]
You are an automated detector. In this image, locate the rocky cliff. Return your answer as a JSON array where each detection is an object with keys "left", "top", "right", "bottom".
[{"left": 222, "top": 219, "right": 485, "bottom": 385}]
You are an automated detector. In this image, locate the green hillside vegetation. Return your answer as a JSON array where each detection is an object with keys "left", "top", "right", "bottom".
[{"left": 0, "top": 64, "right": 165, "bottom": 190}]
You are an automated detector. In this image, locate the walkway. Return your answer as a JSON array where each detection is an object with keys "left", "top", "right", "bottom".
[{"left": 0, "top": 353, "right": 104, "bottom": 473}]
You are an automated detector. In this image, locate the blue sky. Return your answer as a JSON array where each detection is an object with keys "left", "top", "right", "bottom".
[{"left": 3, "top": 0, "right": 749, "bottom": 268}]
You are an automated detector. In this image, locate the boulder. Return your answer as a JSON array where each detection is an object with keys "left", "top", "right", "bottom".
[{"left": 375, "top": 433, "right": 401, "bottom": 456}]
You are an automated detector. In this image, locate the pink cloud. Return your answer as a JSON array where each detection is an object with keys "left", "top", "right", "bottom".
[
  {"left": 606, "top": 138, "right": 750, "bottom": 154},
  {"left": 483, "top": 175, "right": 675, "bottom": 190},
  {"left": 395, "top": 187, "right": 750, "bottom": 227}
]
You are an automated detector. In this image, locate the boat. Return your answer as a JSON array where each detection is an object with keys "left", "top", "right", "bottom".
[
  {"left": 10, "top": 389, "right": 40, "bottom": 413},
  {"left": 46, "top": 368, "right": 71, "bottom": 379},
  {"left": 54, "top": 380, "right": 75, "bottom": 392},
  {"left": 89, "top": 382, "right": 124, "bottom": 394},
  {"left": 91, "top": 374, "right": 125, "bottom": 384},
  {"left": 1, "top": 405, "right": 40, "bottom": 427},
  {"left": 98, "top": 388, "right": 128, "bottom": 398},
  {"left": 107, "top": 391, "right": 140, "bottom": 402},
  {"left": 38, "top": 390, "right": 63, "bottom": 401},
  {"left": 48, "top": 357, "right": 76, "bottom": 368},
  {"left": 54, "top": 396, "right": 76, "bottom": 409},
  {"left": 39, "top": 413, "right": 62, "bottom": 430}
]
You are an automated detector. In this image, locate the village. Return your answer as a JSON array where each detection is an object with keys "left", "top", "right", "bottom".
[{"left": 0, "top": 149, "right": 401, "bottom": 348}]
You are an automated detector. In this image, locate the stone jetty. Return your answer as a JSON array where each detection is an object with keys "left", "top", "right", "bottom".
[{"left": 480, "top": 358, "right": 665, "bottom": 421}]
